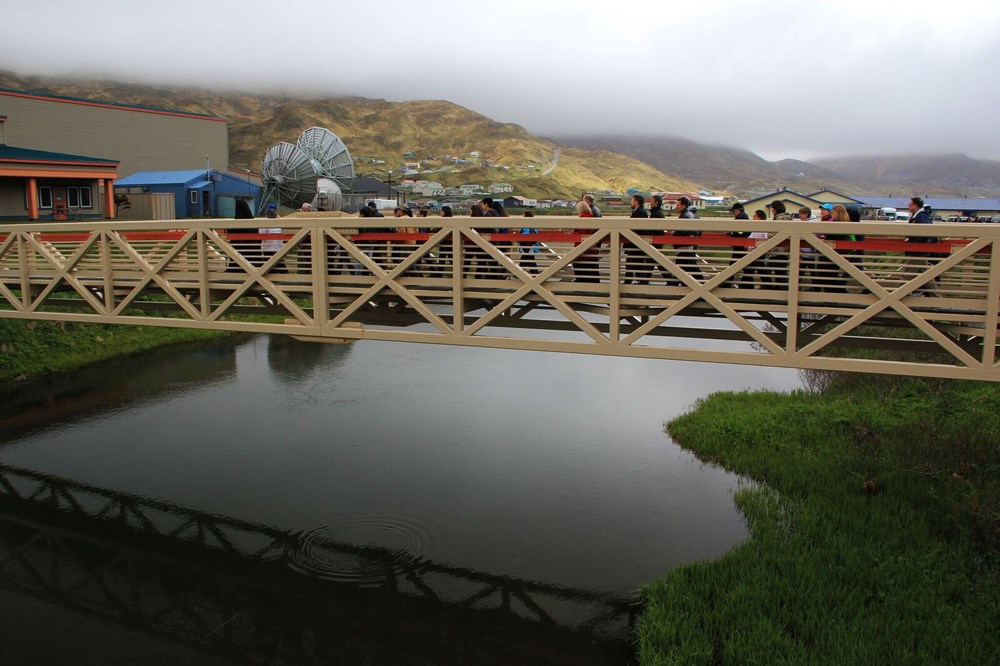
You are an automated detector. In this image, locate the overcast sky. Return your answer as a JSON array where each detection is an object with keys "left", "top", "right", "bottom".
[{"left": 4, "top": 0, "right": 999, "bottom": 161}]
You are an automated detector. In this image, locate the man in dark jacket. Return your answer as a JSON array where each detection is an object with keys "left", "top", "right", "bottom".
[
  {"left": 670, "top": 196, "right": 702, "bottom": 283},
  {"left": 649, "top": 195, "right": 665, "bottom": 219},
  {"left": 623, "top": 195, "right": 657, "bottom": 284},
  {"left": 900, "top": 196, "right": 941, "bottom": 296},
  {"left": 726, "top": 203, "right": 751, "bottom": 287}
]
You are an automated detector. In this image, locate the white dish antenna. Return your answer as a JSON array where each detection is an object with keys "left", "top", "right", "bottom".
[
  {"left": 259, "top": 128, "right": 355, "bottom": 211},
  {"left": 298, "top": 127, "right": 355, "bottom": 191}
]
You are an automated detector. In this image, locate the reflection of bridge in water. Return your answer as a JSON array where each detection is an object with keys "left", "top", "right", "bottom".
[
  {"left": 0, "top": 463, "right": 636, "bottom": 663},
  {"left": 2, "top": 216, "right": 999, "bottom": 380}
]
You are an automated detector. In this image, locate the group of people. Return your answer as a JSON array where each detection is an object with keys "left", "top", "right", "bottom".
[
  {"left": 719, "top": 196, "right": 939, "bottom": 293},
  {"left": 240, "top": 192, "right": 942, "bottom": 291}
]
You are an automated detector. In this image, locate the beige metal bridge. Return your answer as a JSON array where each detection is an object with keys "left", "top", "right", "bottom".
[{"left": 1, "top": 215, "right": 998, "bottom": 381}]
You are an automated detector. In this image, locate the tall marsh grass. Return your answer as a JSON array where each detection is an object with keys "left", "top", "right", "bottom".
[{"left": 638, "top": 376, "right": 999, "bottom": 664}]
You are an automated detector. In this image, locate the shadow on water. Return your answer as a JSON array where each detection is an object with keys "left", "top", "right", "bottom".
[
  {"left": 0, "top": 463, "right": 637, "bottom": 664},
  {"left": 265, "top": 333, "right": 354, "bottom": 384},
  {"left": 0, "top": 338, "right": 243, "bottom": 445}
]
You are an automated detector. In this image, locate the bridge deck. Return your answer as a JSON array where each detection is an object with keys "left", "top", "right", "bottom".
[{"left": 1, "top": 216, "right": 998, "bottom": 380}]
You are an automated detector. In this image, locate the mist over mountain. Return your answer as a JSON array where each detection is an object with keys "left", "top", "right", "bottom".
[
  {"left": 5, "top": 69, "right": 999, "bottom": 201},
  {"left": 557, "top": 135, "right": 1000, "bottom": 199},
  {"left": 813, "top": 154, "right": 1000, "bottom": 193}
]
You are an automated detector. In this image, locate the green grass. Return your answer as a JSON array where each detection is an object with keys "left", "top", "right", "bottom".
[
  {"left": 638, "top": 376, "right": 1000, "bottom": 664},
  {"left": 0, "top": 318, "right": 232, "bottom": 382}
]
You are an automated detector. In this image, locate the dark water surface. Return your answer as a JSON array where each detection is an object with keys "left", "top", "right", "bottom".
[{"left": 0, "top": 333, "right": 799, "bottom": 664}]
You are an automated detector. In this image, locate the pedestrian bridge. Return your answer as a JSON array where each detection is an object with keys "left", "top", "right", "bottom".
[{"left": 1, "top": 215, "right": 998, "bottom": 381}]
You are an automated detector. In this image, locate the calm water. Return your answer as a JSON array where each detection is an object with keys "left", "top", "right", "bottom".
[{"left": 0, "top": 332, "right": 799, "bottom": 664}]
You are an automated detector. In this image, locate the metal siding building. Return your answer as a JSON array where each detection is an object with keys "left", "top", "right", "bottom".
[
  {"left": 115, "top": 169, "right": 261, "bottom": 219},
  {"left": 0, "top": 89, "right": 229, "bottom": 179}
]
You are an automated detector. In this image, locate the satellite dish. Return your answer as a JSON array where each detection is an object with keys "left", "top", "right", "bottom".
[
  {"left": 260, "top": 142, "right": 320, "bottom": 209},
  {"left": 259, "top": 128, "right": 355, "bottom": 212},
  {"left": 297, "top": 127, "right": 355, "bottom": 191},
  {"left": 311, "top": 178, "right": 344, "bottom": 211}
]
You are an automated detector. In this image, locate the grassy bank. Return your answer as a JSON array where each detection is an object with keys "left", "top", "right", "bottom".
[
  {"left": 638, "top": 374, "right": 999, "bottom": 664},
  {"left": 0, "top": 319, "right": 231, "bottom": 383}
]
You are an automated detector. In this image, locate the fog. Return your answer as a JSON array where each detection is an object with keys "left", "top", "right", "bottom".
[{"left": 4, "top": 0, "right": 999, "bottom": 160}]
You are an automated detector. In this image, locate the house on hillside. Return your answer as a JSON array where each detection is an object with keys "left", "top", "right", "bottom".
[
  {"left": 490, "top": 182, "right": 514, "bottom": 193},
  {"left": 458, "top": 184, "right": 482, "bottom": 195},
  {"left": 412, "top": 181, "right": 445, "bottom": 196},
  {"left": 503, "top": 195, "right": 536, "bottom": 209}
]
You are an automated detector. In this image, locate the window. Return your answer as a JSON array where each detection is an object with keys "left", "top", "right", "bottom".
[
  {"left": 79, "top": 186, "right": 92, "bottom": 208},
  {"left": 190, "top": 190, "right": 199, "bottom": 204},
  {"left": 38, "top": 186, "right": 53, "bottom": 209},
  {"left": 67, "top": 187, "right": 79, "bottom": 208}
]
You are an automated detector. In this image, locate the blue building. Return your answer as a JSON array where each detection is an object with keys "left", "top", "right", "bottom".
[{"left": 114, "top": 169, "right": 261, "bottom": 219}]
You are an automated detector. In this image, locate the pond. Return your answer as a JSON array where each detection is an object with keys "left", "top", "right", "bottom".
[{"left": 0, "top": 332, "right": 800, "bottom": 664}]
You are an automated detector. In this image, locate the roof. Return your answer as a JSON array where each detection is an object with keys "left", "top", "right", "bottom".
[
  {"left": 741, "top": 190, "right": 822, "bottom": 207},
  {"left": 855, "top": 197, "right": 1000, "bottom": 211},
  {"left": 0, "top": 143, "right": 119, "bottom": 165},
  {"left": 0, "top": 88, "right": 226, "bottom": 122},
  {"left": 804, "top": 189, "right": 864, "bottom": 204},
  {"left": 115, "top": 170, "right": 212, "bottom": 186}
]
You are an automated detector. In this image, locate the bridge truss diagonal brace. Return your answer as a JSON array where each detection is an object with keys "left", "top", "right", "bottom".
[
  {"left": 0, "top": 232, "right": 26, "bottom": 312},
  {"left": 110, "top": 230, "right": 205, "bottom": 320},
  {"left": 324, "top": 227, "right": 453, "bottom": 335},
  {"left": 24, "top": 231, "right": 107, "bottom": 315},
  {"left": 619, "top": 231, "right": 788, "bottom": 355},
  {"left": 986, "top": 241, "right": 1000, "bottom": 368},
  {"left": 796, "top": 236, "right": 990, "bottom": 368},
  {"left": 203, "top": 229, "right": 314, "bottom": 325},
  {"left": 460, "top": 229, "right": 609, "bottom": 343}
]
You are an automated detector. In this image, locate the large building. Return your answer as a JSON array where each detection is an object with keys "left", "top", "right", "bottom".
[
  {"left": 0, "top": 88, "right": 228, "bottom": 178},
  {"left": 0, "top": 87, "right": 231, "bottom": 222},
  {"left": 741, "top": 188, "right": 1000, "bottom": 220}
]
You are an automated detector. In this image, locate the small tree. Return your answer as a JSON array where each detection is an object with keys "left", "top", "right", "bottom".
[{"left": 114, "top": 193, "right": 131, "bottom": 216}]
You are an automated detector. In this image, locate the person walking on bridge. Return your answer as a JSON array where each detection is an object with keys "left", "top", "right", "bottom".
[
  {"left": 625, "top": 194, "right": 649, "bottom": 284},
  {"left": 897, "top": 196, "right": 942, "bottom": 297},
  {"left": 668, "top": 196, "right": 703, "bottom": 284}
]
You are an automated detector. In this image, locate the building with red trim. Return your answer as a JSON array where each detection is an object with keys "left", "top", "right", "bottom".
[
  {"left": 0, "top": 88, "right": 231, "bottom": 221},
  {"left": 0, "top": 116, "right": 119, "bottom": 221}
]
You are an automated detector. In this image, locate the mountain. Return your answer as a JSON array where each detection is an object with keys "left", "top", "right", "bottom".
[
  {"left": 0, "top": 71, "right": 701, "bottom": 200},
  {"left": 556, "top": 135, "right": 1000, "bottom": 199},
  {"left": 556, "top": 135, "right": 858, "bottom": 197},
  {"left": 813, "top": 154, "right": 1000, "bottom": 192}
]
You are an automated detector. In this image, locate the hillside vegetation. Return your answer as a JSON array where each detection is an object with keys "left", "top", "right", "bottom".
[{"left": 0, "top": 71, "right": 701, "bottom": 199}]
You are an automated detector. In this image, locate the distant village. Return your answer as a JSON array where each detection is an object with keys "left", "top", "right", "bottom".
[{"left": 352, "top": 150, "right": 727, "bottom": 214}]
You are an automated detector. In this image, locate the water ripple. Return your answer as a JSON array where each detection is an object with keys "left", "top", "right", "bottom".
[{"left": 284, "top": 516, "right": 433, "bottom": 585}]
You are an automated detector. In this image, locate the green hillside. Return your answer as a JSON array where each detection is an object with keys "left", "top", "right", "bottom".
[{"left": 0, "top": 71, "right": 703, "bottom": 199}]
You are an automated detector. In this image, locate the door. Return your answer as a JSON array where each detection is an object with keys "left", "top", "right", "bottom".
[{"left": 52, "top": 186, "right": 68, "bottom": 220}]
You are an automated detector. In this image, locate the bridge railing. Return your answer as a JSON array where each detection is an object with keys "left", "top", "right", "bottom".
[{"left": 1, "top": 216, "right": 998, "bottom": 380}]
